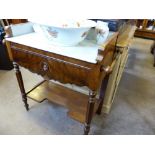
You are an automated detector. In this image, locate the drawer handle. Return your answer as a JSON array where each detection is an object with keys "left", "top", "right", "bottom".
[
  {"left": 101, "top": 59, "right": 116, "bottom": 74},
  {"left": 41, "top": 62, "right": 49, "bottom": 72}
]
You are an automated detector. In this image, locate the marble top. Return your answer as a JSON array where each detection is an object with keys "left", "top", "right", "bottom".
[
  {"left": 6, "top": 32, "right": 113, "bottom": 64},
  {"left": 7, "top": 32, "right": 101, "bottom": 63}
]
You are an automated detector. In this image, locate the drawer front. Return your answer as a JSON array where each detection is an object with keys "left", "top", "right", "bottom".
[
  {"left": 9, "top": 33, "right": 117, "bottom": 90},
  {"left": 11, "top": 45, "right": 93, "bottom": 87}
]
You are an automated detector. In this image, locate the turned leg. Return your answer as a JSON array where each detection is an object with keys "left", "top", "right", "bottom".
[
  {"left": 13, "top": 62, "right": 29, "bottom": 111},
  {"left": 96, "top": 75, "right": 110, "bottom": 115},
  {"left": 84, "top": 90, "right": 96, "bottom": 135}
]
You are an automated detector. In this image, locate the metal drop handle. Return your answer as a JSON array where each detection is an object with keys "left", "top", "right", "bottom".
[{"left": 42, "top": 62, "right": 49, "bottom": 71}]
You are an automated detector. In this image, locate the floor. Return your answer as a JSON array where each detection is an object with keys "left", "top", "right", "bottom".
[{"left": 0, "top": 37, "right": 155, "bottom": 135}]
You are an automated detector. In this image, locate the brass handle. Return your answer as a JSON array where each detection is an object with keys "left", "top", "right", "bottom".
[
  {"left": 101, "top": 59, "right": 116, "bottom": 74},
  {"left": 41, "top": 62, "right": 49, "bottom": 72}
]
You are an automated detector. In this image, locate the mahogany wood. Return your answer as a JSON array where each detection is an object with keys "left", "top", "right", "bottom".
[
  {"left": 96, "top": 75, "right": 110, "bottom": 115},
  {"left": 13, "top": 62, "right": 29, "bottom": 111},
  {"left": 27, "top": 80, "right": 99, "bottom": 123},
  {"left": 9, "top": 38, "right": 117, "bottom": 90},
  {"left": 7, "top": 19, "right": 27, "bottom": 24},
  {"left": 84, "top": 90, "right": 97, "bottom": 135}
]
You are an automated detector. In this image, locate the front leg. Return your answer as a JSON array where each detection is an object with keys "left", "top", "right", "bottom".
[
  {"left": 84, "top": 90, "right": 96, "bottom": 135},
  {"left": 13, "top": 62, "right": 29, "bottom": 111}
]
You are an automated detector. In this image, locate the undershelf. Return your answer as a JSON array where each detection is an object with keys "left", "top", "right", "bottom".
[{"left": 27, "top": 80, "right": 99, "bottom": 123}]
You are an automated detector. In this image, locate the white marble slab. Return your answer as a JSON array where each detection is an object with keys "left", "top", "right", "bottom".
[{"left": 6, "top": 32, "right": 101, "bottom": 64}]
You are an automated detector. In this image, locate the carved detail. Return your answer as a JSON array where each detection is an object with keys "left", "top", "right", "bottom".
[
  {"left": 11, "top": 45, "right": 91, "bottom": 70},
  {"left": 11, "top": 45, "right": 99, "bottom": 89},
  {"left": 10, "top": 32, "right": 117, "bottom": 90}
]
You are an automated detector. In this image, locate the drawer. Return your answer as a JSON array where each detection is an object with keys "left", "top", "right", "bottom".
[
  {"left": 10, "top": 44, "right": 93, "bottom": 87},
  {"left": 9, "top": 34, "right": 117, "bottom": 90}
]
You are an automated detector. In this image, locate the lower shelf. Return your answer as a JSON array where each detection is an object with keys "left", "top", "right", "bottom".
[{"left": 27, "top": 80, "right": 99, "bottom": 123}]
